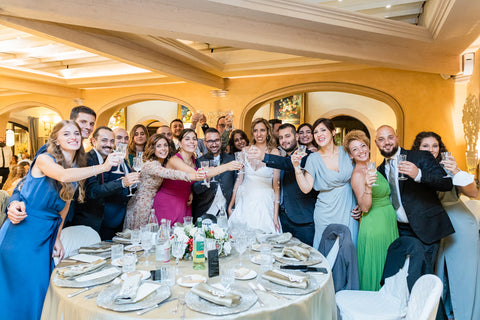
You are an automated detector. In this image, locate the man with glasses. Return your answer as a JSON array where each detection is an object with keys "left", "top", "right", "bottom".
[{"left": 192, "top": 128, "right": 236, "bottom": 222}]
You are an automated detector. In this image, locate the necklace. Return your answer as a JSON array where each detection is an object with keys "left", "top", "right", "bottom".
[{"left": 320, "top": 147, "right": 338, "bottom": 160}]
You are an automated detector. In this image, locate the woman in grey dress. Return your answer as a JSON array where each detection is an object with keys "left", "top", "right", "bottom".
[{"left": 292, "top": 118, "right": 357, "bottom": 249}]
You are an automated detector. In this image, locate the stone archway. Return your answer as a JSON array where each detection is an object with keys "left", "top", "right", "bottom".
[
  {"left": 242, "top": 82, "right": 404, "bottom": 144},
  {"left": 96, "top": 94, "right": 196, "bottom": 128}
]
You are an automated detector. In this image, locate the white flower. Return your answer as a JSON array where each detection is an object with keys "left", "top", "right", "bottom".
[
  {"left": 189, "top": 227, "right": 198, "bottom": 238},
  {"left": 212, "top": 226, "right": 225, "bottom": 239}
]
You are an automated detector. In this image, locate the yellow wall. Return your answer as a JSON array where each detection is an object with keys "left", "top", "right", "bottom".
[{"left": 0, "top": 66, "right": 469, "bottom": 167}]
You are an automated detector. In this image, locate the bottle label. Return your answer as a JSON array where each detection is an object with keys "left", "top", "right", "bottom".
[{"left": 194, "top": 241, "right": 204, "bottom": 260}]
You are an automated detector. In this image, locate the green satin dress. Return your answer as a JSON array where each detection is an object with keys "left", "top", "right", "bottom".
[{"left": 357, "top": 172, "right": 399, "bottom": 291}]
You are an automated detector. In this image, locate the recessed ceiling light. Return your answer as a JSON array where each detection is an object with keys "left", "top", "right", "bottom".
[{"left": 386, "top": 4, "right": 391, "bottom": 9}]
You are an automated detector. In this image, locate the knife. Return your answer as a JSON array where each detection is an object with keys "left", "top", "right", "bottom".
[
  {"left": 136, "top": 297, "right": 178, "bottom": 315},
  {"left": 67, "top": 286, "right": 92, "bottom": 298}
]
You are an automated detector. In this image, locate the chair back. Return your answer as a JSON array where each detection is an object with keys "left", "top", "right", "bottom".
[
  {"left": 318, "top": 224, "right": 359, "bottom": 291},
  {"left": 60, "top": 225, "right": 101, "bottom": 258},
  {"left": 406, "top": 274, "right": 443, "bottom": 320}
]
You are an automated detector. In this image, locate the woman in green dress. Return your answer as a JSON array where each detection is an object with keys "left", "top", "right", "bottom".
[{"left": 344, "top": 130, "right": 398, "bottom": 291}]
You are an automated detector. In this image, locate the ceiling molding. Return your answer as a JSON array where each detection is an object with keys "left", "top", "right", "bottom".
[
  {"left": 0, "top": 75, "right": 81, "bottom": 98},
  {"left": 421, "top": 0, "right": 456, "bottom": 39}
]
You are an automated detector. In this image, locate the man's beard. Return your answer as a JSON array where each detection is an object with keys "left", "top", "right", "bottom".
[
  {"left": 283, "top": 142, "right": 297, "bottom": 153},
  {"left": 379, "top": 145, "right": 398, "bottom": 158}
]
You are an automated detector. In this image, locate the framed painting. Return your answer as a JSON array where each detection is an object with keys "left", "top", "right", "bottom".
[
  {"left": 178, "top": 105, "right": 193, "bottom": 124},
  {"left": 271, "top": 93, "right": 304, "bottom": 125}
]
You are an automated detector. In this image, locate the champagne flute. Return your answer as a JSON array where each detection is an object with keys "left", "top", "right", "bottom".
[
  {"left": 130, "top": 229, "right": 141, "bottom": 257},
  {"left": 235, "top": 151, "right": 245, "bottom": 174},
  {"left": 235, "top": 233, "right": 248, "bottom": 266},
  {"left": 366, "top": 161, "right": 378, "bottom": 186},
  {"left": 209, "top": 159, "right": 218, "bottom": 182},
  {"left": 441, "top": 152, "right": 453, "bottom": 178},
  {"left": 130, "top": 156, "right": 143, "bottom": 195},
  {"left": 397, "top": 154, "right": 408, "bottom": 181},
  {"left": 297, "top": 145, "right": 307, "bottom": 169},
  {"left": 112, "top": 143, "right": 127, "bottom": 174},
  {"left": 200, "top": 160, "right": 210, "bottom": 187}
]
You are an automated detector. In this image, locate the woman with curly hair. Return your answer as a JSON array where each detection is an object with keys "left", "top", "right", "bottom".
[
  {"left": 226, "top": 129, "right": 249, "bottom": 154},
  {"left": 0, "top": 120, "right": 121, "bottom": 320},
  {"left": 412, "top": 131, "right": 479, "bottom": 320},
  {"left": 124, "top": 133, "right": 205, "bottom": 229},
  {"left": 127, "top": 124, "right": 149, "bottom": 166},
  {"left": 228, "top": 118, "right": 282, "bottom": 233}
]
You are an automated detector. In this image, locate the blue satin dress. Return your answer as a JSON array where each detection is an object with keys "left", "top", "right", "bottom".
[{"left": 0, "top": 154, "right": 66, "bottom": 320}]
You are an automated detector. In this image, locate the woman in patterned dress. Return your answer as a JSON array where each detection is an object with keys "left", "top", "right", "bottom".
[{"left": 124, "top": 133, "right": 204, "bottom": 229}]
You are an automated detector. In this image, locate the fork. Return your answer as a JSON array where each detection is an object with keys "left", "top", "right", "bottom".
[
  {"left": 257, "top": 283, "right": 291, "bottom": 300},
  {"left": 248, "top": 282, "right": 265, "bottom": 307}
]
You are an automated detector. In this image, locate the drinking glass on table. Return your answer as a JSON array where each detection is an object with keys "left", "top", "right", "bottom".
[
  {"left": 366, "top": 161, "right": 378, "bottom": 186},
  {"left": 183, "top": 216, "right": 193, "bottom": 226},
  {"left": 397, "top": 154, "right": 408, "bottom": 181},
  {"left": 200, "top": 160, "right": 210, "bottom": 187},
  {"left": 112, "top": 143, "right": 127, "bottom": 174},
  {"left": 259, "top": 243, "right": 273, "bottom": 273},
  {"left": 172, "top": 240, "right": 187, "bottom": 275},
  {"left": 111, "top": 244, "right": 124, "bottom": 262},
  {"left": 441, "top": 152, "right": 453, "bottom": 178},
  {"left": 235, "top": 233, "right": 248, "bottom": 266},
  {"left": 122, "top": 253, "right": 136, "bottom": 273},
  {"left": 130, "top": 229, "right": 141, "bottom": 255},
  {"left": 140, "top": 225, "right": 154, "bottom": 266},
  {"left": 221, "top": 262, "right": 235, "bottom": 292}
]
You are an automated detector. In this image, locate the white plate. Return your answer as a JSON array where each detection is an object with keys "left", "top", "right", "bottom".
[
  {"left": 250, "top": 254, "right": 261, "bottom": 265},
  {"left": 111, "top": 256, "right": 137, "bottom": 267},
  {"left": 121, "top": 270, "right": 151, "bottom": 281},
  {"left": 234, "top": 268, "right": 257, "bottom": 280},
  {"left": 251, "top": 244, "right": 261, "bottom": 252},
  {"left": 124, "top": 245, "right": 143, "bottom": 252},
  {"left": 177, "top": 275, "right": 207, "bottom": 287}
]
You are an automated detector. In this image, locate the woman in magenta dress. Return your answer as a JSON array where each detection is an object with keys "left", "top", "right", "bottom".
[{"left": 152, "top": 129, "right": 241, "bottom": 224}]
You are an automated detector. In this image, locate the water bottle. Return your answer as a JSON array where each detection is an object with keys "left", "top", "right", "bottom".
[
  {"left": 155, "top": 222, "right": 170, "bottom": 263},
  {"left": 193, "top": 218, "right": 205, "bottom": 270},
  {"left": 217, "top": 207, "right": 228, "bottom": 230}
]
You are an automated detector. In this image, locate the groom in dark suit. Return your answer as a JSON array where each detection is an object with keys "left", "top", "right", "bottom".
[
  {"left": 248, "top": 123, "right": 317, "bottom": 246},
  {"left": 192, "top": 128, "right": 236, "bottom": 222},
  {"left": 375, "top": 125, "right": 454, "bottom": 271}
]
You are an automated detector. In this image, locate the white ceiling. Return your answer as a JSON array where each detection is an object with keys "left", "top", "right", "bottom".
[{"left": 0, "top": 0, "right": 478, "bottom": 96}]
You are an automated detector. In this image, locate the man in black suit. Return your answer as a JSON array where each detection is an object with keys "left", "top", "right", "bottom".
[
  {"left": 375, "top": 125, "right": 454, "bottom": 271},
  {"left": 192, "top": 128, "right": 236, "bottom": 222},
  {"left": 72, "top": 126, "right": 139, "bottom": 239},
  {"left": 248, "top": 123, "right": 317, "bottom": 246}
]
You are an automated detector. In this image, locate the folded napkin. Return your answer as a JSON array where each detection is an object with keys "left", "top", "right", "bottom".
[
  {"left": 116, "top": 229, "right": 132, "bottom": 239},
  {"left": 69, "top": 254, "right": 106, "bottom": 263},
  {"left": 262, "top": 270, "right": 308, "bottom": 289},
  {"left": 271, "top": 232, "right": 292, "bottom": 244},
  {"left": 282, "top": 245, "right": 310, "bottom": 261},
  {"left": 58, "top": 259, "right": 106, "bottom": 278},
  {"left": 191, "top": 283, "right": 241, "bottom": 307},
  {"left": 234, "top": 267, "right": 251, "bottom": 278},
  {"left": 181, "top": 275, "right": 206, "bottom": 285},
  {"left": 114, "top": 273, "right": 142, "bottom": 304},
  {"left": 75, "top": 267, "right": 118, "bottom": 282},
  {"left": 78, "top": 245, "right": 111, "bottom": 254}
]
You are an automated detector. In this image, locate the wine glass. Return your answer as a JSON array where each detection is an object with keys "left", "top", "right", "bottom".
[
  {"left": 221, "top": 262, "right": 235, "bottom": 292},
  {"left": 112, "top": 143, "right": 127, "bottom": 174},
  {"left": 235, "top": 233, "right": 248, "bottom": 266},
  {"left": 297, "top": 145, "right": 307, "bottom": 169},
  {"left": 130, "top": 229, "right": 141, "bottom": 256},
  {"left": 140, "top": 225, "right": 153, "bottom": 266},
  {"left": 366, "top": 161, "right": 378, "bottom": 186},
  {"left": 209, "top": 159, "right": 218, "bottom": 182},
  {"left": 397, "top": 154, "right": 408, "bottom": 181},
  {"left": 234, "top": 151, "right": 245, "bottom": 174},
  {"left": 129, "top": 156, "right": 143, "bottom": 196},
  {"left": 200, "top": 160, "right": 210, "bottom": 187},
  {"left": 441, "top": 152, "right": 453, "bottom": 178},
  {"left": 172, "top": 240, "right": 186, "bottom": 275}
]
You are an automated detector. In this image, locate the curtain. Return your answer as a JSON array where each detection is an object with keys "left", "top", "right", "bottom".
[{"left": 28, "top": 116, "right": 39, "bottom": 157}]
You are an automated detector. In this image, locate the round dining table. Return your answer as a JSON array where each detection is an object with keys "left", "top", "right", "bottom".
[{"left": 41, "top": 242, "right": 337, "bottom": 320}]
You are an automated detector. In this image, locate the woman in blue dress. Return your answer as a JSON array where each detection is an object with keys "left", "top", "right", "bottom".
[
  {"left": 292, "top": 118, "right": 358, "bottom": 249},
  {"left": 0, "top": 120, "right": 121, "bottom": 320}
]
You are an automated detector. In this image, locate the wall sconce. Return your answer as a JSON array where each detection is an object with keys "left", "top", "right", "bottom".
[{"left": 6, "top": 129, "right": 14, "bottom": 147}]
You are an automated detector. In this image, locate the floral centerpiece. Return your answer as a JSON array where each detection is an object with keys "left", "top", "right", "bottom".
[{"left": 173, "top": 223, "right": 232, "bottom": 258}]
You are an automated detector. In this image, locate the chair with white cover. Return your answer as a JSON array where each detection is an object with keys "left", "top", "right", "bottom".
[
  {"left": 336, "top": 257, "right": 443, "bottom": 320},
  {"left": 59, "top": 225, "right": 101, "bottom": 259},
  {"left": 0, "top": 190, "right": 10, "bottom": 227}
]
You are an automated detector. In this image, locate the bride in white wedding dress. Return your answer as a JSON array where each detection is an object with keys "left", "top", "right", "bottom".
[{"left": 228, "top": 118, "right": 282, "bottom": 233}]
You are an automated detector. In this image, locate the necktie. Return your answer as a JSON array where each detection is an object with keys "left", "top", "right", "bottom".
[
  {"left": 1, "top": 148, "right": 4, "bottom": 168},
  {"left": 388, "top": 159, "right": 401, "bottom": 210}
]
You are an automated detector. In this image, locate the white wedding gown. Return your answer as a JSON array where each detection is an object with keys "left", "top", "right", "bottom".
[{"left": 229, "top": 159, "right": 279, "bottom": 233}]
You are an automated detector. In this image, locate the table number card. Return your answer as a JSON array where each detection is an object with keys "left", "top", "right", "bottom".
[{"left": 208, "top": 249, "right": 219, "bottom": 278}]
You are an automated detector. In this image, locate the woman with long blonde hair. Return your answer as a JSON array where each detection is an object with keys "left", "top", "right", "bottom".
[
  {"left": 0, "top": 120, "right": 121, "bottom": 320},
  {"left": 228, "top": 118, "right": 282, "bottom": 233}
]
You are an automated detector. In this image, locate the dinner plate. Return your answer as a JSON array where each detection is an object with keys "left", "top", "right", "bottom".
[
  {"left": 249, "top": 254, "right": 262, "bottom": 265},
  {"left": 111, "top": 256, "right": 138, "bottom": 267},
  {"left": 258, "top": 270, "right": 320, "bottom": 295},
  {"left": 185, "top": 284, "right": 257, "bottom": 316},
  {"left": 97, "top": 280, "right": 170, "bottom": 312},
  {"left": 121, "top": 270, "right": 150, "bottom": 281},
  {"left": 273, "top": 245, "right": 323, "bottom": 266},
  {"left": 234, "top": 268, "right": 257, "bottom": 280},
  {"left": 53, "top": 266, "right": 121, "bottom": 288},
  {"left": 176, "top": 275, "right": 207, "bottom": 287},
  {"left": 124, "top": 245, "right": 143, "bottom": 252}
]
